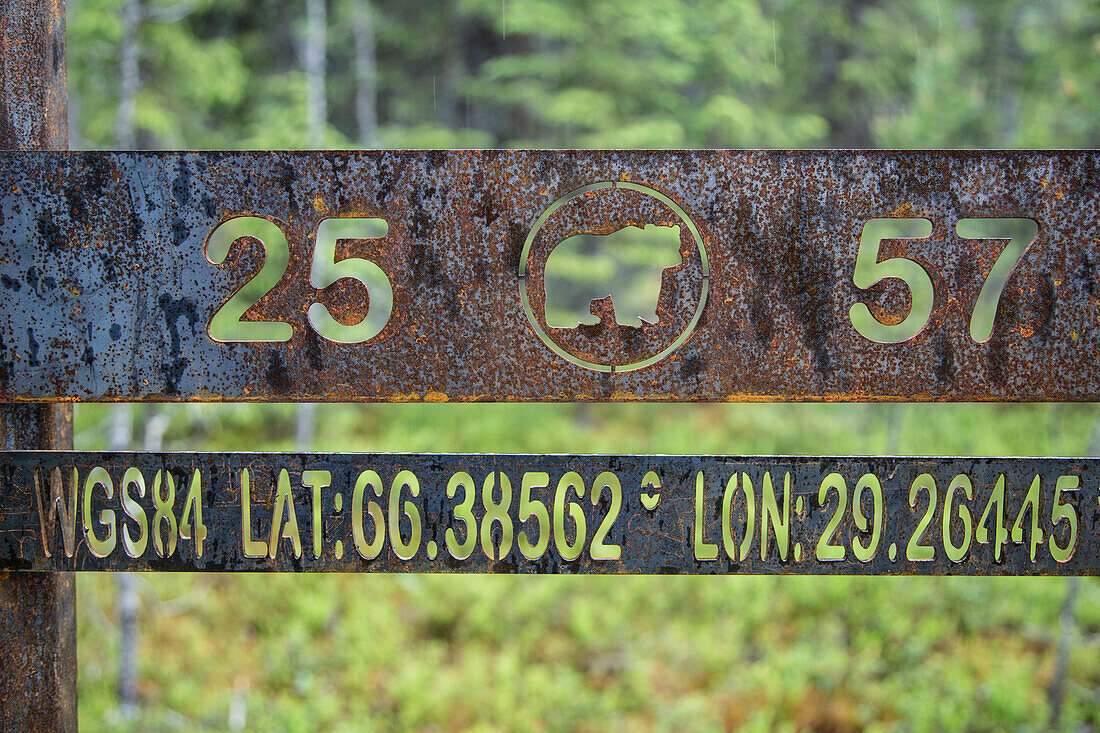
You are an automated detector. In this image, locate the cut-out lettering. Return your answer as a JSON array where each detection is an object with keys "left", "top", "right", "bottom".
[
  {"left": 851, "top": 474, "right": 883, "bottom": 562},
  {"left": 389, "top": 470, "right": 421, "bottom": 561},
  {"left": 240, "top": 469, "right": 268, "bottom": 558},
  {"left": 943, "top": 474, "right": 973, "bottom": 563},
  {"left": 1010, "top": 475, "right": 1044, "bottom": 562},
  {"left": 956, "top": 218, "right": 1039, "bottom": 342},
  {"left": 83, "top": 466, "right": 117, "bottom": 558},
  {"left": 554, "top": 471, "right": 586, "bottom": 561},
  {"left": 207, "top": 215, "right": 391, "bottom": 344},
  {"left": 445, "top": 471, "right": 477, "bottom": 560},
  {"left": 120, "top": 467, "right": 148, "bottom": 558},
  {"left": 1049, "top": 475, "right": 1079, "bottom": 563},
  {"left": 849, "top": 217, "right": 1040, "bottom": 344},
  {"left": 693, "top": 471, "right": 719, "bottom": 561},
  {"left": 976, "top": 474, "right": 1009, "bottom": 562},
  {"left": 590, "top": 472, "right": 622, "bottom": 561},
  {"left": 352, "top": 470, "right": 385, "bottom": 560},
  {"left": 721, "top": 473, "right": 754, "bottom": 562},
  {"left": 35, "top": 467, "right": 78, "bottom": 559},
  {"left": 849, "top": 218, "right": 934, "bottom": 343},
  {"left": 303, "top": 469, "right": 331, "bottom": 559},
  {"left": 179, "top": 470, "right": 206, "bottom": 557},
  {"left": 152, "top": 470, "right": 178, "bottom": 558},
  {"left": 480, "top": 471, "right": 513, "bottom": 561},
  {"left": 906, "top": 474, "right": 937, "bottom": 562},
  {"left": 517, "top": 472, "right": 550, "bottom": 560},
  {"left": 816, "top": 473, "right": 847, "bottom": 562},
  {"left": 640, "top": 471, "right": 661, "bottom": 511},
  {"left": 308, "top": 218, "right": 392, "bottom": 343},
  {"left": 760, "top": 472, "right": 791, "bottom": 562},
  {"left": 206, "top": 217, "right": 292, "bottom": 342},
  {"left": 268, "top": 469, "right": 302, "bottom": 559}
]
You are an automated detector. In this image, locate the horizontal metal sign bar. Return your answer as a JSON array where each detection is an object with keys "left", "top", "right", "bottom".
[
  {"left": 0, "top": 150, "right": 1098, "bottom": 402},
  {"left": 2, "top": 451, "right": 1096, "bottom": 574}
]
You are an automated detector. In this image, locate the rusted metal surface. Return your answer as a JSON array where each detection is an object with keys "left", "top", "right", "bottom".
[
  {"left": 0, "top": 566, "right": 76, "bottom": 732},
  {"left": 0, "top": 0, "right": 67, "bottom": 151},
  {"left": 2, "top": 451, "right": 1097, "bottom": 575},
  {"left": 0, "top": 1, "right": 76, "bottom": 729},
  {"left": 0, "top": 150, "right": 1098, "bottom": 402}
]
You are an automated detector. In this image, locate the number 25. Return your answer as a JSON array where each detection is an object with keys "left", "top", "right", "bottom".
[
  {"left": 205, "top": 216, "right": 392, "bottom": 343},
  {"left": 849, "top": 217, "right": 1038, "bottom": 344}
]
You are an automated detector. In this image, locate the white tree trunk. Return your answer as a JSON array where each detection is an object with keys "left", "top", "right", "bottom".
[
  {"left": 114, "top": 0, "right": 140, "bottom": 148},
  {"left": 113, "top": 0, "right": 142, "bottom": 710},
  {"left": 352, "top": 0, "right": 377, "bottom": 147},
  {"left": 303, "top": 0, "right": 327, "bottom": 148},
  {"left": 297, "top": 0, "right": 327, "bottom": 447}
]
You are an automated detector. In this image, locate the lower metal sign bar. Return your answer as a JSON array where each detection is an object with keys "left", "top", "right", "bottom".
[{"left": 1, "top": 452, "right": 1096, "bottom": 575}]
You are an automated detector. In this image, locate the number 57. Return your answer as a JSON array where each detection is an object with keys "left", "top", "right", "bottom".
[{"left": 848, "top": 217, "right": 1038, "bottom": 344}]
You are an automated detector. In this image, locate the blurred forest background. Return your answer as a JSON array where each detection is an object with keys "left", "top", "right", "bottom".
[{"left": 66, "top": 0, "right": 1100, "bottom": 730}]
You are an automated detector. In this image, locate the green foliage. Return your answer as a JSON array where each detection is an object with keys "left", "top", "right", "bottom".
[
  {"left": 70, "top": 0, "right": 248, "bottom": 148},
  {"left": 70, "top": 0, "right": 1100, "bottom": 150},
  {"left": 871, "top": 1, "right": 1100, "bottom": 148},
  {"left": 78, "top": 572, "right": 1097, "bottom": 731}
]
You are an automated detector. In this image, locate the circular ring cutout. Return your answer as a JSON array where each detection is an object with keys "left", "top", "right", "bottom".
[{"left": 519, "top": 181, "right": 709, "bottom": 372}]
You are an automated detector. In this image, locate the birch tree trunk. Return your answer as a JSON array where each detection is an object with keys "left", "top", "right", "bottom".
[
  {"left": 114, "top": 0, "right": 140, "bottom": 148},
  {"left": 113, "top": 0, "right": 142, "bottom": 710},
  {"left": 304, "top": 0, "right": 326, "bottom": 148},
  {"left": 297, "top": 0, "right": 327, "bottom": 449},
  {"left": 352, "top": 0, "right": 377, "bottom": 148},
  {"left": 111, "top": 406, "right": 139, "bottom": 718}
]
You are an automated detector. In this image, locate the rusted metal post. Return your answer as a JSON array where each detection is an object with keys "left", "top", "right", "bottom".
[{"left": 0, "top": 1, "right": 77, "bottom": 731}]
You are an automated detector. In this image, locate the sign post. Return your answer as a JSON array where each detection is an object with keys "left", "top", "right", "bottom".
[{"left": 0, "top": 1, "right": 77, "bottom": 730}]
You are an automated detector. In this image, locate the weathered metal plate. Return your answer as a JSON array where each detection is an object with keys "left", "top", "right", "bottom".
[
  {"left": 2, "top": 451, "right": 1097, "bottom": 574},
  {"left": 1, "top": 150, "right": 1098, "bottom": 402}
]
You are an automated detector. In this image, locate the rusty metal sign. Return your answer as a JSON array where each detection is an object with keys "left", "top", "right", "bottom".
[
  {"left": 2, "top": 451, "right": 1097, "bottom": 575},
  {"left": 1, "top": 150, "right": 1099, "bottom": 402}
]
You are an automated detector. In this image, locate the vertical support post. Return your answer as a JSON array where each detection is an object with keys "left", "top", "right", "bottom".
[{"left": 0, "top": 1, "right": 77, "bottom": 731}]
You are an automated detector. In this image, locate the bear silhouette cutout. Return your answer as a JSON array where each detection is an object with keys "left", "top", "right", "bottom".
[{"left": 544, "top": 223, "right": 683, "bottom": 328}]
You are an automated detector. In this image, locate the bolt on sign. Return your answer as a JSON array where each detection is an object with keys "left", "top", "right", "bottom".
[{"left": 0, "top": 150, "right": 1098, "bottom": 403}]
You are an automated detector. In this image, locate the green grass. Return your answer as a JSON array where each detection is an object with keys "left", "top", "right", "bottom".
[{"left": 73, "top": 402, "right": 1100, "bottom": 731}]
